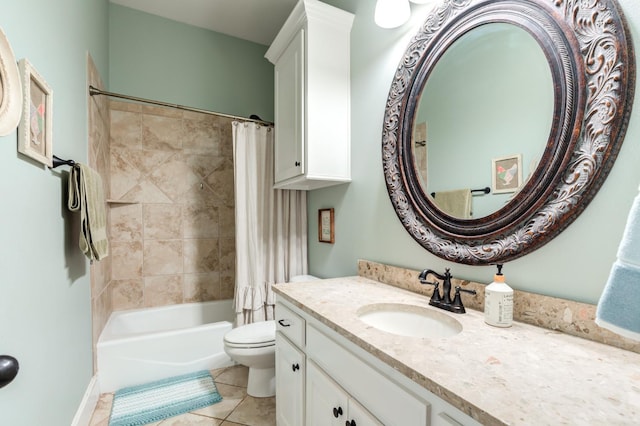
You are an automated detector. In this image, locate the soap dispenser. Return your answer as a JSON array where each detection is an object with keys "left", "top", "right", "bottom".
[{"left": 484, "top": 264, "right": 513, "bottom": 327}]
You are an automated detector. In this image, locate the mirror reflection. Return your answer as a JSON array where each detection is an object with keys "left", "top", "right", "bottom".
[{"left": 412, "top": 23, "right": 554, "bottom": 219}]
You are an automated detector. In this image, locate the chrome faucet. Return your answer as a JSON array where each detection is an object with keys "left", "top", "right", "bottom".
[{"left": 418, "top": 268, "right": 476, "bottom": 314}]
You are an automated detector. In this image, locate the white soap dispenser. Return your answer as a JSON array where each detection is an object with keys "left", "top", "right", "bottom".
[{"left": 484, "top": 264, "right": 513, "bottom": 327}]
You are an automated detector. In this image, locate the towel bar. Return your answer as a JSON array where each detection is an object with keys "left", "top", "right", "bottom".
[{"left": 431, "top": 187, "right": 490, "bottom": 197}]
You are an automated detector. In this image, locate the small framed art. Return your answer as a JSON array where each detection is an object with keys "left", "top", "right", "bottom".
[
  {"left": 318, "top": 208, "right": 335, "bottom": 243},
  {"left": 17, "top": 58, "right": 53, "bottom": 167},
  {"left": 492, "top": 154, "right": 522, "bottom": 194}
]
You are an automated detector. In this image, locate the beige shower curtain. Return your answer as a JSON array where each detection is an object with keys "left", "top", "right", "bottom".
[{"left": 232, "top": 122, "right": 308, "bottom": 326}]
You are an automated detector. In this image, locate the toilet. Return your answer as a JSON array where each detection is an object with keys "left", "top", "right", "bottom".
[{"left": 223, "top": 275, "right": 319, "bottom": 397}]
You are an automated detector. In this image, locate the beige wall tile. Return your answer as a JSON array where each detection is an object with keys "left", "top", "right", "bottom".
[
  {"left": 184, "top": 272, "right": 220, "bottom": 302},
  {"left": 120, "top": 178, "right": 174, "bottom": 203},
  {"left": 205, "top": 168, "right": 234, "bottom": 207},
  {"left": 110, "top": 109, "right": 142, "bottom": 148},
  {"left": 183, "top": 204, "right": 218, "bottom": 238},
  {"left": 111, "top": 279, "right": 144, "bottom": 311},
  {"left": 142, "top": 114, "right": 183, "bottom": 151},
  {"left": 218, "top": 205, "right": 235, "bottom": 238},
  {"left": 219, "top": 237, "right": 235, "bottom": 277},
  {"left": 221, "top": 273, "right": 235, "bottom": 300},
  {"left": 110, "top": 148, "right": 143, "bottom": 200},
  {"left": 144, "top": 275, "right": 183, "bottom": 307},
  {"left": 110, "top": 203, "right": 143, "bottom": 242},
  {"left": 183, "top": 116, "right": 219, "bottom": 154},
  {"left": 111, "top": 241, "right": 143, "bottom": 280},
  {"left": 143, "top": 239, "right": 184, "bottom": 275},
  {"left": 184, "top": 238, "right": 219, "bottom": 273},
  {"left": 144, "top": 204, "right": 183, "bottom": 240}
]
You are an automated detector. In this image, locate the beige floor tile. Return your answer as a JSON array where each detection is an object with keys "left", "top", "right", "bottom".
[
  {"left": 191, "top": 383, "right": 247, "bottom": 419},
  {"left": 225, "top": 396, "right": 276, "bottom": 426},
  {"left": 212, "top": 365, "right": 249, "bottom": 387},
  {"left": 220, "top": 421, "right": 247, "bottom": 426},
  {"left": 157, "top": 412, "right": 222, "bottom": 425},
  {"left": 88, "top": 393, "right": 114, "bottom": 426}
]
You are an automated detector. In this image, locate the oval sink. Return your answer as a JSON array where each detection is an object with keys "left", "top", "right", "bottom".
[{"left": 356, "top": 303, "right": 462, "bottom": 339}]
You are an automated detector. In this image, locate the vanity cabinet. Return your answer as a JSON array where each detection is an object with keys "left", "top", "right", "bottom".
[
  {"left": 265, "top": 0, "right": 354, "bottom": 190},
  {"left": 275, "top": 296, "right": 482, "bottom": 426}
]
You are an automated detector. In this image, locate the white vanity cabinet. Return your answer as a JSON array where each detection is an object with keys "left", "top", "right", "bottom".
[
  {"left": 265, "top": 0, "right": 354, "bottom": 190},
  {"left": 275, "top": 296, "right": 483, "bottom": 426}
]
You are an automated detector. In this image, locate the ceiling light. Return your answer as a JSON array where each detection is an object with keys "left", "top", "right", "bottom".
[{"left": 375, "top": 0, "right": 411, "bottom": 29}]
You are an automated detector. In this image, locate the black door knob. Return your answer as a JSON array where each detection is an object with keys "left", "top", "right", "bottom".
[
  {"left": 292, "top": 363, "right": 300, "bottom": 371},
  {"left": 333, "top": 406, "right": 343, "bottom": 418},
  {"left": 346, "top": 420, "right": 356, "bottom": 426},
  {"left": 0, "top": 355, "right": 19, "bottom": 389},
  {"left": 295, "top": 161, "right": 301, "bottom": 166}
]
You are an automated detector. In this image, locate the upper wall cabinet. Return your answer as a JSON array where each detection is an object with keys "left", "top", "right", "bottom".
[{"left": 265, "top": 0, "right": 354, "bottom": 190}]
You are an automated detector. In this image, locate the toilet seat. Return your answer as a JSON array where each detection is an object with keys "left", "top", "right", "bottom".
[{"left": 224, "top": 320, "right": 275, "bottom": 349}]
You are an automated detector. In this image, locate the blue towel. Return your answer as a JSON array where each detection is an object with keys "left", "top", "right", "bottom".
[
  {"left": 596, "top": 261, "right": 640, "bottom": 340},
  {"left": 596, "top": 188, "right": 640, "bottom": 341},
  {"left": 617, "top": 194, "right": 640, "bottom": 268}
]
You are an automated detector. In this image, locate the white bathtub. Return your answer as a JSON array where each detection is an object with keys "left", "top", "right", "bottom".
[{"left": 97, "top": 300, "right": 236, "bottom": 392}]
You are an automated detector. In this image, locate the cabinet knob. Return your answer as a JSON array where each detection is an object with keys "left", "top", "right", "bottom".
[
  {"left": 294, "top": 161, "right": 301, "bottom": 166},
  {"left": 292, "top": 363, "right": 300, "bottom": 371},
  {"left": 333, "top": 406, "right": 343, "bottom": 418},
  {"left": 346, "top": 421, "right": 356, "bottom": 426}
]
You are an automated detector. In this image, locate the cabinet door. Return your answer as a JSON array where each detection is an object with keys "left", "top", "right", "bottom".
[
  {"left": 306, "top": 360, "right": 349, "bottom": 426},
  {"left": 348, "top": 397, "right": 384, "bottom": 426},
  {"left": 276, "top": 333, "right": 305, "bottom": 426},
  {"left": 273, "top": 28, "right": 304, "bottom": 184}
]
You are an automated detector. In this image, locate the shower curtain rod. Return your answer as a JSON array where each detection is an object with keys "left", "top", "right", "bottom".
[{"left": 88, "top": 86, "right": 274, "bottom": 126}]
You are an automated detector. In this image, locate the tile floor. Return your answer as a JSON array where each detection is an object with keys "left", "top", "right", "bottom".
[{"left": 88, "top": 365, "right": 275, "bottom": 426}]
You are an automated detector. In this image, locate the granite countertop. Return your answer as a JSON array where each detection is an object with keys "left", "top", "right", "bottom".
[{"left": 273, "top": 276, "right": 640, "bottom": 425}]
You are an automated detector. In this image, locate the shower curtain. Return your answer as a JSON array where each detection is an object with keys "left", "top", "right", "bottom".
[{"left": 232, "top": 122, "right": 308, "bottom": 326}]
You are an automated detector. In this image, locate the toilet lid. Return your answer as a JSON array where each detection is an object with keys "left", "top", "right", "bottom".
[{"left": 224, "top": 320, "right": 276, "bottom": 346}]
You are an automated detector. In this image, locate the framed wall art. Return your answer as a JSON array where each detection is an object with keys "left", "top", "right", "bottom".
[
  {"left": 0, "top": 27, "right": 22, "bottom": 136},
  {"left": 17, "top": 58, "right": 52, "bottom": 167},
  {"left": 492, "top": 154, "right": 522, "bottom": 194},
  {"left": 318, "top": 208, "right": 335, "bottom": 243}
]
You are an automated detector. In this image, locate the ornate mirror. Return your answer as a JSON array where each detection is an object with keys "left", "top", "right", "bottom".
[{"left": 382, "top": 0, "right": 635, "bottom": 265}]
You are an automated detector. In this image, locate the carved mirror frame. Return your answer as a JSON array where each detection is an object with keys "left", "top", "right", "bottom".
[{"left": 382, "top": 0, "right": 635, "bottom": 265}]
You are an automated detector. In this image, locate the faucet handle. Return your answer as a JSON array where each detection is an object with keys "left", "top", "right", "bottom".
[
  {"left": 451, "top": 286, "right": 477, "bottom": 314},
  {"left": 420, "top": 280, "right": 443, "bottom": 306}
]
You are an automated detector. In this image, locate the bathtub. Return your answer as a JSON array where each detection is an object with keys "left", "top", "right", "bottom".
[{"left": 97, "top": 300, "right": 236, "bottom": 393}]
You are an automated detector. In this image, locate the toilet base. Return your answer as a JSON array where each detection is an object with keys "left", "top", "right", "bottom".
[{"left": 247, "top": 366, "right": 275, "bottom": 397}]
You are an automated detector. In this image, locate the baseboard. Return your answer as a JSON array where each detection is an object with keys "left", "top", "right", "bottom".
[{"left": 71, "top": 374, "right": 100, "bottom": 426}]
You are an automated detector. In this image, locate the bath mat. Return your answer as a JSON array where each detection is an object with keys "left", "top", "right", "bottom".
[{"left": 109, "top": 370, "right": 222, "bottom": 426}]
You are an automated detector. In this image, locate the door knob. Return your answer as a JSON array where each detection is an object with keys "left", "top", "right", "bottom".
[
  {"left": 0, "top": 355, "right": 19, "bottom": 389},
  {"left": 333, "top": 406, "right": 343, "bottom": 418}
]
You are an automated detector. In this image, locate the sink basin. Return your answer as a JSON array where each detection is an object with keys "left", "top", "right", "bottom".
[{"left": 356, "top": 303, "right": 462, "bottom": 339}]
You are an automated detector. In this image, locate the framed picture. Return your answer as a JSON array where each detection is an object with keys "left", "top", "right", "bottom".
[
  {"left": 318, "top": 208, "right": 335, "bottom": 243},
  {"left": 0, "top": 27, "right": 22, "bottom": 136},
  {"left": 17, "top": 58, "right": 53, "bottom": 167},
  {"left": 492, "top": 154, "right": 522, "bottom": 194}
]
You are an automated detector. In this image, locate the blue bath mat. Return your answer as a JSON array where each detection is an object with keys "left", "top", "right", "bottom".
[{"left": 109, "top": 370, "right": 222, "bottom": 426}]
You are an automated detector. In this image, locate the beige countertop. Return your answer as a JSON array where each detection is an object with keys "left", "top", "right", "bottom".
[{"left": 273, "top": 276, "right": 640, "bottom": 425}]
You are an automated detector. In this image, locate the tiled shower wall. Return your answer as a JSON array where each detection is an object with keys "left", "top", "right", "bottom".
[
  {"left": 87, "top": 55, "right": 112, "bottom": 359},
  {"left": 107, "top": 100, "right": 236, "bottom": 310}
]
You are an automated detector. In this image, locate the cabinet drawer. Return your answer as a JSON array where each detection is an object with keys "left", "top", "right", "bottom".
[
  {"left": 307, "top": 324, "right": 429, "bottom": 426},
  {"left": 275, "top": 302, "right": 305, "bottom": 348}
]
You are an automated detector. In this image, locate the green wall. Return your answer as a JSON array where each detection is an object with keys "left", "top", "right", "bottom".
[
  {"left": 109, "top": 4, "right": 275, "bottom": 121},
  {"left": 0, "top": 0, "right": 108, "bottom": 424},
  {"left": 310, "top": 0, "right": 640, "bottom": 305}
]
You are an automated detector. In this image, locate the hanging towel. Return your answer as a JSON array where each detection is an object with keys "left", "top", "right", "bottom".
[
  {"left": 433, "top": 189, "right": 472, "bottom": 219},
  {"left": 596, "top": 188, "right": 640, "bottom": 341},
  {"left": 68, "top": 163, "right": 109, "bottom": 261}
]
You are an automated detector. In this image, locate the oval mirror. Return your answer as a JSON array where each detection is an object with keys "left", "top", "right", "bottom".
[{"left": 382, "top": 0, "right": 634, "bottom": 265}]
